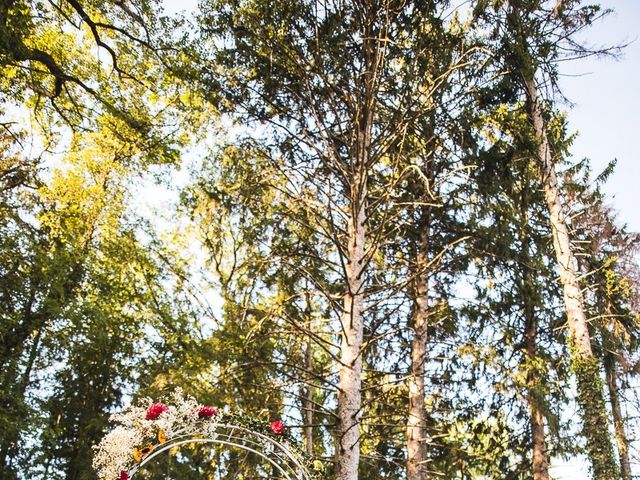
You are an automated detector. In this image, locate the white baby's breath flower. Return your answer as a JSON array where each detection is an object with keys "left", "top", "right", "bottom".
[{"left": 93, "top": 425, "right": 140, "bottom": 480}]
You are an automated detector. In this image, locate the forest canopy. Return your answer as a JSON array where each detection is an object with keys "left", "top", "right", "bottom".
[{"left": 0, "top": 1, "right": 638, "bottom": 479}]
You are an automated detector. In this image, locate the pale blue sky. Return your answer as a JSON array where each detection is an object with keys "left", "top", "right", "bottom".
[{"left": 559, "top": 1, "right": 640, "bottom": 232}]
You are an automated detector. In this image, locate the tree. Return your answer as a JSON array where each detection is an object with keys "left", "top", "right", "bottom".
[
  {"left": 1, "top": 1, "right": 637, "bottom": 478},
  {"left": 564, "top": 162, "right": 640, "bottom": 480},
  {"left": 0, "top": 2, "right": 199, "bottom": 473},
  {"left": 475, "top": 0, "right": 622, "bottom": 475},
  {"left": 469, "top": 107, "right": 567, "bottom": 478},
  {"left": 191, "top": 1, "right": 487, "bottom": 477}
]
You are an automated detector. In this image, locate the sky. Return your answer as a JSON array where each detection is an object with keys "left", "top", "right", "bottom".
[
  {"left": 559, "top": 1, "right": 640, "bottom": 232},
  {"left": 159, "top": 1, "right": 639, "bottom": 478}
]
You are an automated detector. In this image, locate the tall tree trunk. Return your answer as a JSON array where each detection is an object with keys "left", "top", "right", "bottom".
[
  {"left": 303, "top": 340, "right": 314, "bottom": 456},
  {"left": 522, "top": 296, "right": 549, "bottom": 480},
  {"left": 336, "top": 5, "right": 378, "bottom": 475},
  {"left": 407, "top": 211, "right": 430, "bottom": 480},
  {"left": 604, "top": 351, "right": 632, "bottom": 480},
  {"left": 336, "top": 192, "right": 366, "bottom": 480},
  {"left": 303, "top": 293, "right": 314, "bottom": 456},
  {"left": 524, "top": 77, "right": 619, "bottom": 479},
  {"left": 528, "top": 395, "right": 549, "bottom": 480},
  {"left": 336, "top": 126, "right": 369, "bottom": 480}
]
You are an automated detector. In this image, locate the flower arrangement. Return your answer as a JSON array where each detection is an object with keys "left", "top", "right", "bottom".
[{"left": 92, "top": 389, "right": 315, "bottom": 480}]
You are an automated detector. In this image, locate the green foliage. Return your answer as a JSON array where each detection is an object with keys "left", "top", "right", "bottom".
[
  {"left": 571, "top": 354, "right": 621, "bottom": 480},
  {"left": 1, "top": 1, "right": 637, "bottom": 480}
]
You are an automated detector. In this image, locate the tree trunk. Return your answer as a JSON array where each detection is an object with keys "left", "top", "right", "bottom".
[
  {"left": 407, "top": 212, "right": 430, "bottom": 480},
  {"left": 523, "top": 299, "right": 549, "bottom": 480},
  {"left": 604, "top": 352, "right": 632, "bottom": 480},
  {"left": 303, "top": 314, "right": 314, "bottom": 456},
  {"left": 336, "top": 193, "right": 366, "bottom": 480},
  {"left": 528, "top": 397, "right": 549, "bottom": 480},
  {"left": 524, "top": 76, "right": 619, "bottom": 479},
  {"left": 336, "top": 6, "right": 378, "bottom": 475}
]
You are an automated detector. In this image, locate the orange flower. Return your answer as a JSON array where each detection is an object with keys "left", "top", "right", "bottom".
[
  {"left": 132, "top": 448, "right": 142, "bottom": 463},
  {"left": 132, "top": 445, "right": 154, "bottom": 462},
  {"left": 157, "top": 429, "right": 167, "bottom": 443}
]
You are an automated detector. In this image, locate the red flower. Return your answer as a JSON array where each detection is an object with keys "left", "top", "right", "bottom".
[
  {"left": 269, "top": 420, "right": 285, "bottom": 435},
  {"left": 118, "top": 471, "right": 129, "bottom": 480},
  {"left": 145, "top": 403, "right": 169, "bottom": 420},
  {"left": 197, "top": 406, "right": 218, "bottom": 418}
]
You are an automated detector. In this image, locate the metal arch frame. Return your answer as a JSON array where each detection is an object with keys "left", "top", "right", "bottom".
[{"left": 128, "top": 423, "right": 314, "bottom": 480}]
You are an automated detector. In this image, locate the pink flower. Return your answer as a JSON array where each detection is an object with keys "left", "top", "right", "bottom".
[
  {"left": 145, "top": 403, "right": 169, "bottom": 420},
  {"left": 269, "top": 420, "right": 285, "bottom": 435},
  {"left": 197, "top": 406, "right": 218, "bottom": 418},
  {"left": 118, "top": 471, "right": 129, "bottom": 480}
]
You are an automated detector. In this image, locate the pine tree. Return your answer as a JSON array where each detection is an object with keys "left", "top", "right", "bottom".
[{"left": 474, "top": 1, "right": 622, "bottom": 475}]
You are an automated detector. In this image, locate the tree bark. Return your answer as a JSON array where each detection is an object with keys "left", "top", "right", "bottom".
[
  {"left": 336, "top": 193, "right": 366, "bottom": 480},
  {"left": 604, "top": 352, "right": 632, "bottom": 480},
  {"left": 524, "top": 76, "right": 592, "bottom": 363},
  {"left": 523, "top": 298, "right": 550, "bottom": 480},
  {"left": 528, "top": 395, "right": 549, "bottom": 480},
  {"left": 303, "top": 300, "right": 314, "bottom": 457},
  {"left": 524, "top": 76, "right": 619, "bottom": 479},
  {"left": 336, "top": 4, "right": 378, "bottom": 476},
  {"left": 336, "top": 118, "right": 370, "bottom": 480},
  {"left": 407, "top": 212, "right": 430, "bottom": 480}
]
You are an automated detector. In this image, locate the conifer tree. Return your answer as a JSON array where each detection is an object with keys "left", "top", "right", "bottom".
[
  {"left": 565, "top": 163, "right": 640, "bottom": 480},
  {"left": 193, "top": 1, "right": 480, "bottom": 476},
  {"left": 474, "top": 1, "right": 622, "bottom": 475}
]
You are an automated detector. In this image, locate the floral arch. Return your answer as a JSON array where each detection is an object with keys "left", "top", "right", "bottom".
[{"left": 93, "top": 390, "right": 318, "bottom": 480}]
